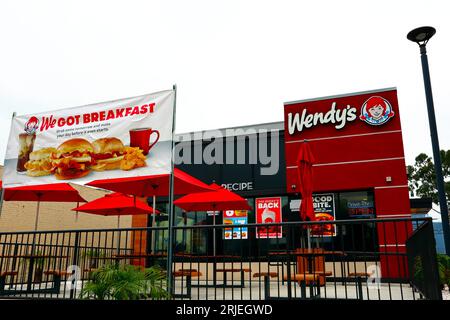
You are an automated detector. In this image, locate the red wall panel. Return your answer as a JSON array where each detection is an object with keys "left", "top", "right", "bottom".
[
  {"left": 286, "top": 159, "right": 409, "bottom": 194},
  {"left": 285, "top": 131, "right": 405, "bottom": 167},
  {"left": 283, "top": 89, "right": 411, "bottom": 278}
]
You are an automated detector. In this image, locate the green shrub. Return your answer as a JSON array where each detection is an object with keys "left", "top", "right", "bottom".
[
  {"left": 82, "top": 249, "right": 105, "bottom": 269},
  {"left": 437, "top": 254, "right": 450, "bottom": 287},
  {"left": 80, "top": 264, "right": 169, "bottom": 300}
]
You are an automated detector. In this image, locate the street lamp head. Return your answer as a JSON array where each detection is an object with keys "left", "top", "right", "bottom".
[{"left": 407, "top": 26, "right": 436, "bottom": 46}]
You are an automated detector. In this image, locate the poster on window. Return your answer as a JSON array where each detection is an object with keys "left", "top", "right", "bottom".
[
  {"left": 256, "top": 197, "right": 282, "bottom": 239},
  {"left": 347, "top": 200, "right": 374, "bottom": 217},
  {"left": 311, "top": 193, "right": 336, "bottom": 237},
  {"left": 3, "top": 90, "right": 175, "bottom": 188},
  {"left": 223, "top": 210, "right": 248, "bottom": 240}
]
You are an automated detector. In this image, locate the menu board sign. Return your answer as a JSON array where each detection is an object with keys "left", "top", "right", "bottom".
[{"left": 223, "top": 210, "right": 248, "bottom": 240}]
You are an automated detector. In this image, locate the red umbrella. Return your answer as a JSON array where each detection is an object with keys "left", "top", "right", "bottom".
[
  {"left": 72, "top": 192, "right": 159, "bottom": 228},
  {"left": 86, "top": 168, "right": 215, "bottom": 233},
  {"left": 3, "top": 183, "right": 86, "bottom": 230},
  {"left": 86, "top": 168, "right": 214, "bottom": 197},
  {"left": 297, "top": 141, "right": 316, "bottom": 222},
  {"left": 173, "top": 183, "right": 252, "bottom": 212},
  {"left": 174, "top": 183, "right": 251, "bottom": 255},
  {"left": 297, "top": 141, "right": 316, "bottom": 249}
]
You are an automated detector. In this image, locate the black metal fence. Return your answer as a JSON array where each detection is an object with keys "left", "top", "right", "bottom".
[
  {"left": 0, "top": 217, "right": 442, "bottom": 300},
  {"left": 406, "top": 219, "right": 442, "bottom": 300}
]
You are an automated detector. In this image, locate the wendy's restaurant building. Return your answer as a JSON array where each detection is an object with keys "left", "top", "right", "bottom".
[
  {"left": 0, "top": 87, "right": 441, "bottom": 300},
  {"left": 134, "top": 87, "right": 423, "bottom": 282}
]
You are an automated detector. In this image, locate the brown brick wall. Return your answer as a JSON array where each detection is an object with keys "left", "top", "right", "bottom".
[{"left": 131, "top": 197, "right": 149, "bottom": 267}]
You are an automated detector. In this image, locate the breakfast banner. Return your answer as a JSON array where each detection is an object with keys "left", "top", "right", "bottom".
[
  {"left": 3, "top": 90, "right": 175, "bottom": 188},
  {"left": 256, "top": 197, "right": 282, "bottom": 239},
  {"left": 311, "top": 193, "right": 336, "bottom": 237}
]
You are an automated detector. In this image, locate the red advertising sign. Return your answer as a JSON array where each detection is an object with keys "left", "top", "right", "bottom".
[
  {"left": 311, "top": 193, "right": 336, "bottom": 237},
  {"left": 3, "top": 90, "right": 175, "bottom": 188},
  {"left": 256, "top": 197, "right": 282, "bottom": 239}
]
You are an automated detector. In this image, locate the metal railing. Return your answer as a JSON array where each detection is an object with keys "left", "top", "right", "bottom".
[
  {"left": 0, "top": 217, "right": 442, "bottom": 300},
  {"left": 406, "top": 219, "right": 442, "bottom": 300}
]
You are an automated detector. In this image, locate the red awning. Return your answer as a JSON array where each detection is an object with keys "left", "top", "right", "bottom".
[
  {"left": 174, "top": 184, "right": 252, "bottom": 212},
  {"left": 86, "top": 168, "right": 215, "bottom": 197},
  {"left": 72, "top": 192, "right": 159, "bottom": 216},
  {"left": 3, "top": 183, "right": 86, "bottom": 203}
]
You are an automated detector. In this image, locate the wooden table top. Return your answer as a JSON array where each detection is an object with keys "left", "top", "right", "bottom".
[
  {"left": 0, "top": 255, "right": 68, "bottom": 259},
  {"left": 268, "top": 250, "right": 346, "bottom": 256},
  {"left": 109, "top": 253, "right": 242, "bottom": 259}
]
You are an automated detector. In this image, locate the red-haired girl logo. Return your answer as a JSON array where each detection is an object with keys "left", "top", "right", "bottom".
[
  {"left": 359, "top": 96, "right": 395, "bottom": 126},
  {"left": 24, "top": 116, "right": 39, "bottom": 134}
]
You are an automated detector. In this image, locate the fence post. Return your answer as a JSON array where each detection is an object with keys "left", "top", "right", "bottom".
[
  {"left": 300, "top": 280, "right": 306, "bottom": 298},
  {"left": 356, "top": 276, "right": 363, "bottom": 300},
  {"left": 70, "top": 231, "right": 80, "bottom": 299},
  {"left": 264, "top": 275, "right": 270, "bottom": 300},
  {"left": 406, "top": 219, "right": 443, "bottom": 300}
]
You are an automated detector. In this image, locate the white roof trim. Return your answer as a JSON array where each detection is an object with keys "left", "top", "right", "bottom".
[
  {"left": 284, "top": 87, "right": 397, "bottom": 106},
  {"left": 175, "top": 121, "right": 284, "bottom": 140}
]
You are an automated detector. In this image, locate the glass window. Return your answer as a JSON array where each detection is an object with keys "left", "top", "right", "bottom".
[
  {"left": 335, "top": 191, "right": 378, "bottom": 253},
  {"left": 150, "top": 191, "right": 378, "bottom": 259},
  {"left": 337, "top": 191, "right": 375, "bottom": 219}
]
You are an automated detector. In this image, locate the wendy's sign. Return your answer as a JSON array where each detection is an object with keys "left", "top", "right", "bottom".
[
  {"left": 285, "top": 88, "right": 398, "bottom": 138},
  {"left": 283, "top": 88, "right": 405, "bottom": 194},
  {"left": 359, "top": 96, "right": 395, "bottom": 126}
]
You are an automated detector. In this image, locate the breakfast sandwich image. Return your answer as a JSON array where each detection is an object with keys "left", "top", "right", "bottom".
[
  {"left": 91, "top": 137, "right": 125, "bottom": 171},
  {"left": 24, "top": 147, "right": 57, "bottom": 177},
  {"left": 51, "top": 138, "right": 94, "bottom": 180},
  {"left": 23, "top": 136, "right": 148, "bottom": 180}
]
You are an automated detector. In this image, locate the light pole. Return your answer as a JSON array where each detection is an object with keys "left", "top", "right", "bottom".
[{"left": 407, "top": 26, "right": 450, "bottom": 256}]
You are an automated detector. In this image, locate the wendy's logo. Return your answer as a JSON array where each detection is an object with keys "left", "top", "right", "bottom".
[
  {"left": 360, "top": 96, "right": 395, "bottom": 126},
  {"left": 24, "top": 116, "right": 39, "bottom": 134}
]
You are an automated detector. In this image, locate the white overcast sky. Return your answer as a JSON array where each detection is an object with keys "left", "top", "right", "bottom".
[{"left": 0, "top": 0, "right": 449, "bottom": 166}]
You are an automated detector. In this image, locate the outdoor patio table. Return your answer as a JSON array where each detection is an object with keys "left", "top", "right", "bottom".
[
  {"left": 268, "top": 250, "right": 346, "bottom": 298},
  {"left": 0, "top": 254, "right": 69, "bottom": 295},
  {"left": 268, "top": 250, "right": 345, "bottom": 272},
  {"left": 20, "top": 254, "right": 70, "bottom": 291},
  {"left": 186, "top": 255, "right": 247, "bottom": 289}
]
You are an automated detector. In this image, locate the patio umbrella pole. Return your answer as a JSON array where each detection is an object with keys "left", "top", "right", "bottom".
[
  {"left": 152, "top": 194, "right": 156, "bottom": 253},
  {"left": 212, "top": 205, "right": 217, "bottom": 257},
  {"left": 213, "top": 212, "right": 216, "bottom": 256},
  {"left": 0, "top": 189, "right": 4, "bottom": 219},
  {"left": 34, "top": 200, "right": 41, "bottom": 231},
  {"left": 307, "top": 227, "right": 311, "bottom": 249},
  {"left": 116, "top": 215, "right": 121, "bottom": 254}
]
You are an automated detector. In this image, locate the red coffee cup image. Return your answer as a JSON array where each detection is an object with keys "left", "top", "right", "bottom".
[{"left": 129, "top": 128, "right": 160, "bottom": 155}]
